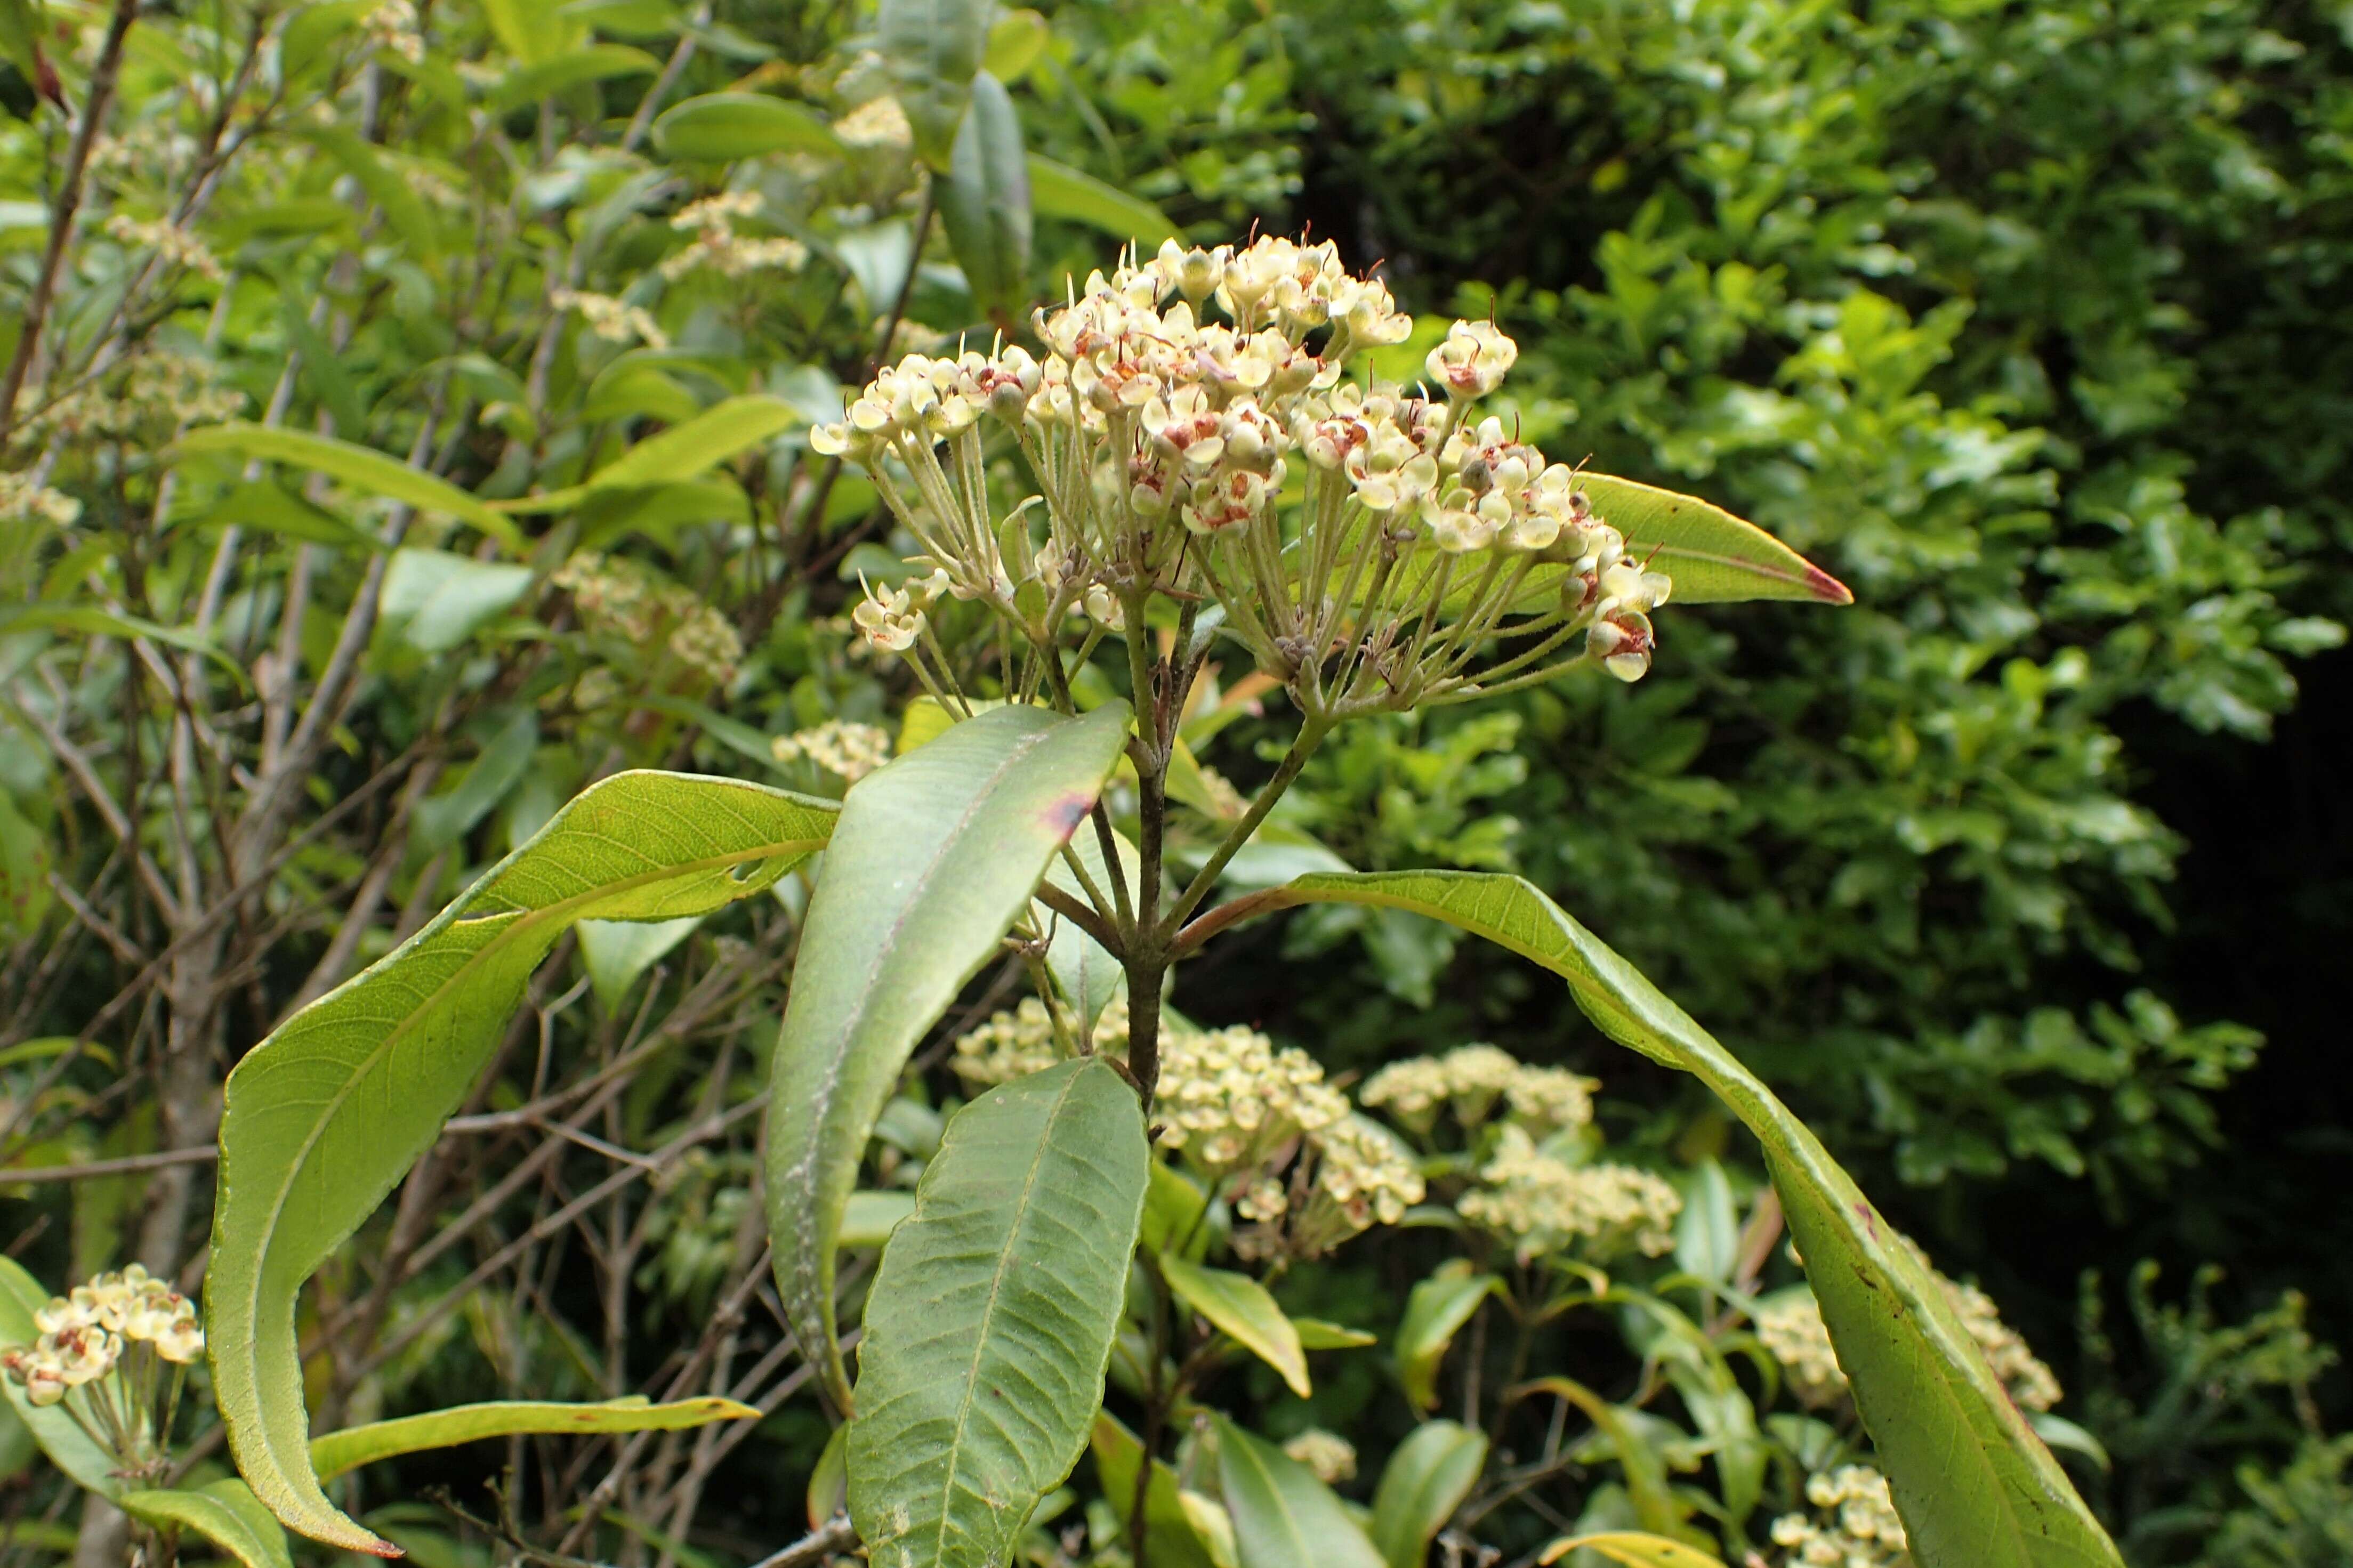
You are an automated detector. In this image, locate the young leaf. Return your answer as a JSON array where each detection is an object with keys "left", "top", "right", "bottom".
[
  {"left": 1395, "top": 1263, "right": 1497, "bottom": 1412},
  {"left": 170, "top": 425, "right": 523, "bottom": 551},
  {"left": 651, "top": 92, "right": 839, "bottom": 160},
  {"left": 120, "top": 1481, "right": 294, "bottom": 1568},
  {"left": 849, "top": 1060, "right": 1149, "bottom": 1568},
  {"left": 209, "top": 773, "right": 840, "bottom": 1554},
  {"left": 1026, "top": 155, "right": 1180, "bottom": 246},
  {"left": 1538, "top": 1534, "right": 1729, "bottom": 1568},
  {"left": 765, "top": 701, "right": 1132, "bottom": 1412},
  {"left": 982, "top": 7, "right": 1047, "bottom": 79},
  {"left": 1158, "top": 1254, "right": 1311, "bottom": 1398},
  {"left": 310, "top": 1396, "right": 757, "bottom": 1481},
  {"left": 1369, "top": 1421, "right": 1488, "bottom": 1568},
  {"left": 1213, "top": 1418, "right": 1385, "bottom": 1568},
  {"left": 878, "top": 0, "right": 988, "bottom": 171},
  {"left": 1223, "top": 869, "right": 2123, "bottom": 1568},
  {"left": 1578, "top": 473, "right": 1851, "bottom": 605},
  {"left": 936, "top": 71, "right": 1030, "bottom": 325}
]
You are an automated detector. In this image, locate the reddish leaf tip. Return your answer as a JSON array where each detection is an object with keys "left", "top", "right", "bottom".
[{"left": 1805, "top": 563, "right": 1855, "bottom": 605}]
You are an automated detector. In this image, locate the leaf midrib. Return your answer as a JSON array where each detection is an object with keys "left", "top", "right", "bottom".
[{"left": 232, "top": 833, "right": 825, "bottom": 1436}]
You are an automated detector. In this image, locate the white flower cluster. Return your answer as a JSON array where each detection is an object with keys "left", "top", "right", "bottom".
[
  {"left": 24, "top": 350, "right": 246, "bottom": 444},
  {"left": 553, "top": 552, "right": 743, "bottom": 686},
  {"left": 949, "top": 996, "right": 1066, "bottom": 1086},
  {"left": 771, "top": 719, "right": 893, "bottom": 781},
  {"left": 662, "top": 191, "right": 810, "bottom": 282},
  {"left": 1769, "top": 1466, "right": 1911, "bottom": 1568},
  {"left": 1360, "top": 1042, "right": 1597, "bottom": 1137},
  {"left": 1761, "top": 1245, "right": 2062, "bottom": 1414},
  {"left": 553, "top": 288, "right": 668, "bottom": 350},
  {"left": 1, "top": 1265, "right": 203, "bottom": 1415},
  {"left": 358, "top": 0, "right": 425, "bottom": 63},
  {"left": 0, "top": 471, "right": 82, "bottom": 528},
  {"left": 810, "top": 235, "right": 1677, "bottom": 718},
  {"left": 103, "top": 214, "right": 225, "bottom": 284},
  {"left": 1456, "top": 1125, "right": 1681, "bottom": 1264},
  {"left": 832, "top": 95, "right": 914, "bottom": 151}
]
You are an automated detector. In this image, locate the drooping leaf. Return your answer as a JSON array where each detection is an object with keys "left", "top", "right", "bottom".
[
  {"left": 1369, "top": 1420, "right": 1488, "bottom": 1568},
  {"left": 1025, "top": 155, "right": 1180, "bottom": 246},
  {"left": 209, "top": 774, "right": 840, "bottom": 1554},
  {"left": 877, "top": 0, "right": 988, "bottom": 170},
  {"left": 936, "top": 71, "right": 1030, "bottom": 324},
  {"left": 0, "top": 1257, "right": 121, "bottom": 1496},
  {"left": 765, "top": 701, "right": 1133, "bottom": 1410},
  {"left": 0, "top": 603, "right": 244, "bottom": 680},
  {"left": 1538, "top": 1534, "right": 1729, "bottom": 1568},
  {"left": 1578, "top": 474, "right": 1850, "bottom": 605},
  {"left": 120, "top": 1481, "right": 294, "bottom": 1568},
  {"left": 1092, "top": 1413, "right": 1234, "bottom": 1568},
  {"left": 652, "top": 92, "right": 839, "bottom": 161},
  {"left": 171, "top": 425, "right": 523, "bottom": 551},
  {"left": 848, "top": 1059, "right": 1149, "bottom": 1568},
  {"left": 1293, "top": 1319, "right": 1378, "bottom": 1349},
  {"left": 1213, "top": 1418, "right": 1385, "bottom": 1568},
  {"left": 1226, "top": 869, "right": 2121, "bottom": 1568},
  {"left": 310, "top": 1396, "right": 757, "bottom": 1481},
  {"left": 1158, "top": 1254, "right": 1310, "bottom": 1398},
  {"left": 1395, "top": 1263, "right": 1497, "bottom": 1412},
  {"left": 576, "top": 915, "right": 703, "bottom": 1011}
]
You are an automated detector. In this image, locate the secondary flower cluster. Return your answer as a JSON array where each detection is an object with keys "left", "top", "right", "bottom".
[
  {"left": 811, "top": 235, "right": 1677, "bottom": 717},
  {"left": 553, "top": 551, "right": 744, "bottom": 687},
  {"left": 1456, "top": 1124, "right": 1682, "bottom": 1265},
  {"left": 1758, "top": 1247, "right": 2061, "bottom": 1415},
  {"left": 1769, "top": 1465, "right": 1911, "bottom": 1568},
  {"left": 1361, "top": 1042, "right": 1598, "bottom": 1137},
  {"left": 770, "top": 718, "right": 893, "bottom": 781},
  {"left": 3, "top": 1265, "right": 203, "bottom": 1475}
]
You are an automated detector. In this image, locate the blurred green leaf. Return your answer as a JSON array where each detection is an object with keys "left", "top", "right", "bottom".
[
  {"left": 937, "top": 71, "right": 1031, "bottom": 325},
  {"left": 1369, "top": 1421, "right": 1488, "bottom": 1568},
  {"left": 1026, "top": 155, "right": 1180, "bottom": 246},
  {"left": 652, "top": 92, "right": 839, "bottom": 161}
]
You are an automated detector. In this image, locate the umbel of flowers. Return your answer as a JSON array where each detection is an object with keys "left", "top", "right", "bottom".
[
  {"left": 2, "top": 1265, "right": 204, "bottom": 1476},
  {"left": 813, "top": 235, "right": 1675, "bottom": 722}
]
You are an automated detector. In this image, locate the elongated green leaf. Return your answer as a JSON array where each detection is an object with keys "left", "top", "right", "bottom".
[
  {"left": 764, "top": 701, "right": 1132, "bottom": 1412},
  {"left": 1233, "top": 869, "right": 2121, "bottom": 1568},
  {"left": 0, "top": 603, "right": 242, "bottom": 679},
  {"left": 1039, "top": 816, "right": 1133, "bottom": 1045},
  {"left": 380, "top": 549, "right": 535, "bottom": 655},
  {"left": 879, "top": 0, "right": 987, "bottom": 170},
  {"left": 310, "top": 1396, "right": 756, "bottom": 1481},
  {"left": 1093, "top": 1413, "right": 1232, "bottom": 1568},
  {"left": 171, "top": 425, "right": 523, "bottom": 551},
  {"left": 849, "top": 1060, "right": 1149, "bottom": 1568},
  {"left": 1395, "top": 1263, "right": 1497, "bottom": 1412},
  {"left": 1214, "top": 1418, "right": 1384, "bottom": 1568},
  {"left": 1025, "top": 155, "right": 1180, "bottom": 246},
  {"left": 499, "top": 394, "right": 801, "bottom": 514},
  {"left": 982, "top": 8, "right": 1046, "bottom": 79},
  {"left": 1521, "top": 1376, "right": 1682, "bottom": 1538},
  {"left": 210, "top": 773, "right": 840, "bottom": 1555},
  {"left": 1159, "top": 1254, "right": 1309, "bottom": 1398},
  {"left": 652, "top": 92, "right": 839, "bottom": 160},
  {"left": 577, "top": 915, "right": 703, "bottom": 1010},
  {"left": 1540, "top": 1534, "right": 1728, "bottom": 1568},
  {"left": 1369, "top": 1421, "right": 1487, "bottom": 1568},
  {"left": 121, "top": 1481, "right": 294, "bottom": 1568},
  {"left": 841, "top": 1190, "right": 916, "bottom": 1249},
  {"left": 1294, "top": 1318, "right": 1377, "bottom": 1349},
  {"left": 937, "top": 71, "right": 1029, "bottom": 324},
  {"left": 487, "top": 42, "right": 659, "bottom": 111},
  {"left": 303, "top": 127, "right": 435, "bottom": 256},
  {"left": 0, "top": 1257, "right": 120, "bottom": 1497},
  {"left": 1580, "top": 474, "right": 1850, "bottom": 605}
]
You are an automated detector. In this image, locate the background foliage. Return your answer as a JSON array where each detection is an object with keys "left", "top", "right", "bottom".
[{"left": 2, "top": 0, "right": 2346, "bottom": 1563}]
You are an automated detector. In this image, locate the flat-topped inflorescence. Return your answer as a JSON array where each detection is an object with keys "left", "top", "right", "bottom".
[{"left": 811, "top": 235, "right": 1680, "bottom": 720}]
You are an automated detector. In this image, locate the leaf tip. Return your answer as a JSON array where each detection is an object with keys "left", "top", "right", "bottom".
[{"left": 1804, "top": 563, "right": 1855, "bottom": 605}]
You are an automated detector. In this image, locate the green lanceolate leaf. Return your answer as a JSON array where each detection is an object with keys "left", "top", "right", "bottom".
[
  {"left": 1540, "top": 1534, "right": 1729, "bottom": 1568},
  {"left": 1395, "top": 1262, "right": 1497, "bottom": 1412},
  {"left": 1519, "top": 1376, "right": 1682, "bottom": 1538},
  {"left": 1093, "top": 1413, "right": 1232, "bottom": 1568},
  {"left": 120, "top": 1481, "right": 294, "bottom": 1568},
  {"left": 765, "top": 701, "right": 1132, "bottom": 1411},
  {"left": 170, "top": 425, "right": 523, "bottom": 552},
  {"left": 1230, "top": 869, "right": 2122, "bottom": 1568},
  {"left": 1213, "top": 1418, "right": 1385, "bottom": 1568},
  {"left": 651, "top": 92, "right": 840, "bottom": 160},
  {"left": 1025, "top": 155, "right": 1180, "bottom": 246},
  {"left": 1369, "top": 1421, "right": 1488, "bottom": 1568},
  {"left": 937, "top": 71, "right": 1030, "bottom": 325},
  {"left": 1158, "top": 1254, "right": 1310, "bottom": 1398},
  {"left": 0, "top": 1257, "right": 120, "bottom": 1496},
  {"left": 877, "top": 0, "right": 988, "bottom": 170},
  {"left": 311, "top": 1396, "right": 757, "bottom": 1481},
  {"left": 1040, "top": 818, "right": 1134, "bottom": 1045},
  {"left": 849, "top": 1060, "right": 1149, "bottom": 1568},
  {"left": 486, "top": 43, "right": 660, "bottom": 112},
  {"left": 209, "top": 773, "right": 839, "bottom": 1555},
  {"left": 1579, "top": 474, "right": 1850, "bottom": 605}
]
